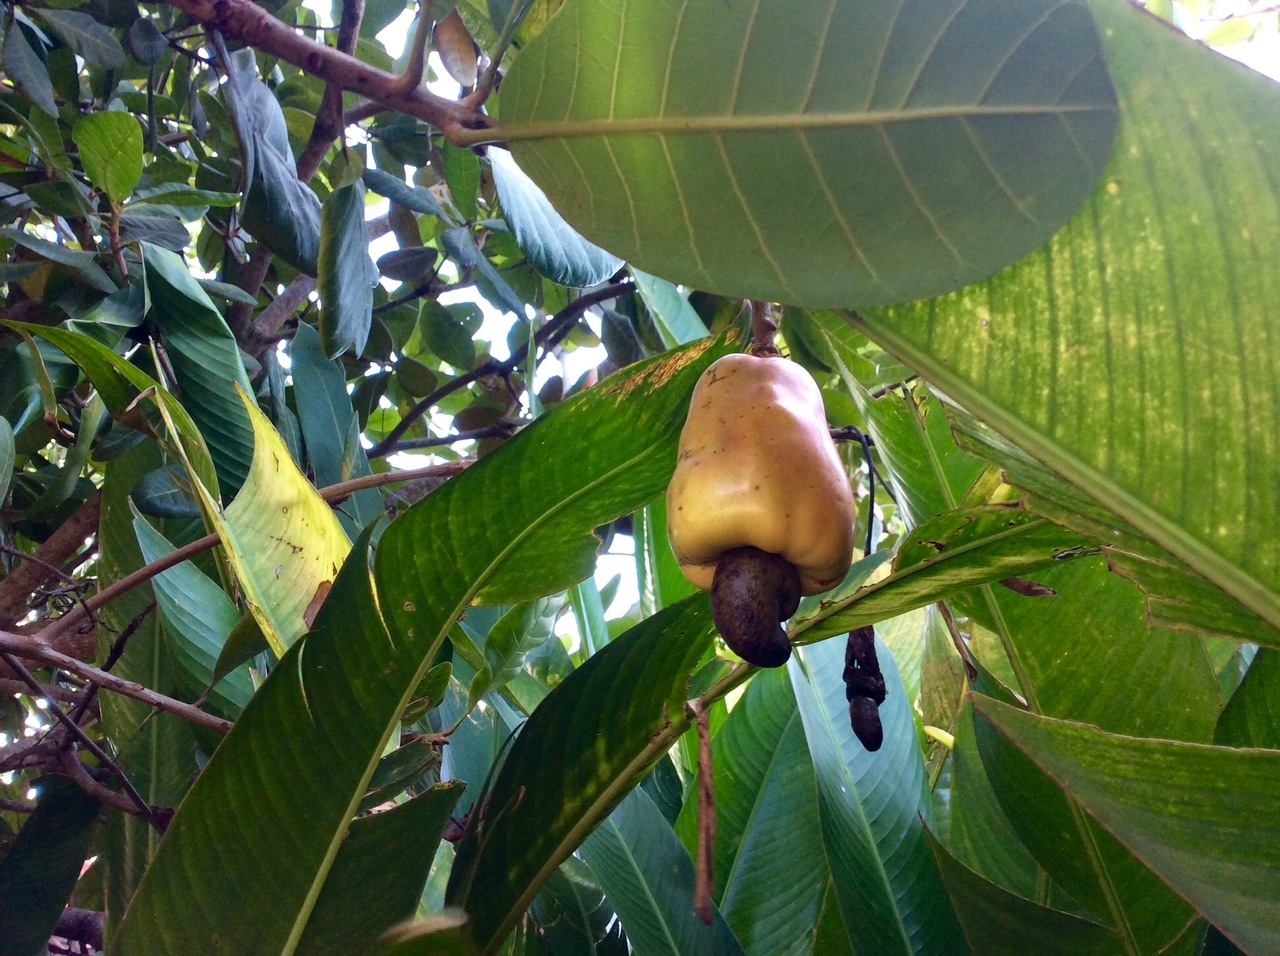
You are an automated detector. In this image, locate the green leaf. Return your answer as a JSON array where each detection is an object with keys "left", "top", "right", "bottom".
[
  {"left": 132, "top": 511, "right": 255, "bottom": 719},
  {"left": 112, "top": 335, "right": 732, "bottom": 954},
  {"left": 494, "top": 0, "right": 1117, "bottom": 308},
  {"left": 673, "top": 666, "right": 829, "bottom": 954},
  {"left": 0, "top": 415, "right": 13, "bottom": 502},
  {"left": 794, "top": 505, "right": 1093, "bottom": 644},
  {"left": 288, "top": 323, "right": 383, "bottom": 533},
  {"left": 0, "top": 227, "right": 117, "bottom": 293},
  {"left": 72, "top": 111, "right": 143, "bottom": 203},
  {"left": 849, "top": 0, "right": 1280, "bottom": 634},
  {"left": 441, "top": 226, "right": 527, "bottom": 316},
  {"left": 1216, "top": 649, "right": 1280, "bottom": 748},
  {"left": 225, "top": 48, "right": 321, "bottom": 275},
  {"left": 2, "top": 21, "right": 58, "bottom": 117},
  {"left": 926, "top": 827, "right": 1120, "bottom": 956},
  {"left": 443, "top": 139, "right": 481, "bottom": 221},
  {"left": 0, "top": 777, "right": 99, "bottom": 956},
  {"left": 632, "top": 268, "right": 707, "bottom": 348},
  {"left": 973, "top": 696, "right": 1280, "bottom": 955},
  {"left": 128, "top": 15, "right": 167, "bottom": 66},
  {"left": 363, "top": 167, "right": 449, "bottom": 221},
  {"left": 489, "top": 147, "right": 623, "bottom": 287},
  {"left": 297, "top": 783, "right": 465, "bottom": 955},
  {"left": 319, "top": 180, "right": 376, "bottom": 358},
  {"left": 130, "top": 183, "right": 241, "bottom": 207},
  {"left": 580, "top": 787, "right": 742, "bottom": 955},
  {"left": 34, "top": 8, "right": 125, "bottom": 68},
  {"left": 447, "top": 599, "right": 717, "bottom": 952},
  {"left": 790, "top": 635, "right": 965, "bottom": 954}
]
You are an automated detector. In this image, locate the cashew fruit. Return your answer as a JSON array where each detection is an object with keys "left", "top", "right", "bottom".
[{"left": 666, "top": 353, "right": 855, "bottom": 666}]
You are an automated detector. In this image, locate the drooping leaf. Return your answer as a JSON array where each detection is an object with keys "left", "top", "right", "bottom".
[
  {"left": 489, "top": 147, "right": 623, "bottom": 288},
  {"left": 973, "top": 696, "right": 1280, "bottom": 955},
  {"left": 579, "top": 786, "right": 742, "bottom": 956},
  {"left": 297, "top": 783, "right": 465, "bottom": 954},
  {"left": 132, "top": 512, "right": 255, "bottom": 719},
  {"left": 849, "top": 0, "right": 1280, "bottom": 633},
  {"left": 318, "top": 180, "right": 376, "bottom": 358},
  {"left": 440, "top": 226, "right": 527, "bottom": 316},
  {"left": 926, "top": 827, "right": 1120, "bottom": 956},
  {"left": 224, "top": 48, "right": 321, "bottom": 274},
  {"left": 362, "top": 167, "right": 449, "bottom": 221},
  {"left": 443, "top": 140, "right": 481, "bottom": 222},
  {"left": 34, "top": 8, "right": 126, "bottom": 69},
  {"left": 790, "top": 635, "right": 965, "bottom": 955},
  {"left": 0, "top": 777, "right": 99, "bottom": 956},
  {"left": 494, "top": 0, "right": 1117, "bottom": 308},
  {"left": 72, "top": 112, "right": 143, "bottom": 203},
  {"left": 186, "top": 388, "right": 352, "bottom": 657},
  {"left": 111, "top": 336, "right": 733, "bottom": 953},
  {"left": 0, "top": 416, "right": 13, "bottom": 502},
  {"left": 2, "top": 21, "right": 58, "bottom": 117},
  {"left": 144, "top": 243, "right": 255, "bottom": 496},
  {"left": 446, "top": 599, "right": 716, "bottom": 953}
]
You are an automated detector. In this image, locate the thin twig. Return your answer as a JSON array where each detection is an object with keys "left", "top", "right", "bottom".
[
  {"left": 368, "top": 281, "right": 631, "bottom": 458},
  {"left": 2, "top": 651, "right": 156, "bottom": 821},
  {"left": 0, "top": 797, "right": 35, "bottom": 813},
  {"left": 692, "top": 700, "right": 716, "bottom": 926},
  {"left": 392, "top": 422, "right": 519, "bottom": 451},
  {"left": 0, "top": 678, "right": 82, "bottom": 703},
  {"left": 0, "top": 631, "right": 233, "bottom": 733}
]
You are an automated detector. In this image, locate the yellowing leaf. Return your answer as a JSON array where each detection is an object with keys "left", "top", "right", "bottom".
[{"left": 193, "top": 387, "right": 353, "bottom": 656}]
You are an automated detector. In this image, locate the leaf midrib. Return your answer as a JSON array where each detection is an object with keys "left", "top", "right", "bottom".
[{"left": 472, "top": 103, "right": 1114, "bottom": 145}]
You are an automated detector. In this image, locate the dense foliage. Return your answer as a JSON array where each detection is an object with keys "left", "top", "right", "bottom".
[{"left": 1, "top": 0, "right": 1279, "bottom": 953}]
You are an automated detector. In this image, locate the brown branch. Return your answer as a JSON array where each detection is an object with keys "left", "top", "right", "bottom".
[
  {"left": 58, "top": 750, "right": 172, "bottom": 832},
  {"left": 248, "top": 274, "right": 316, "bottom": 342},
  {"left": 0, "top": 490, "right": 101, "bottom": 628},
  {"left": 0, "top": 677, "right": 82, "bottom": 702},
  {"left": 748, "top": 300, "right": 780, "bottom": 357},
  {"left": 0, "top": 631, "right": 234, "bottom": 733},
  {"left": 160, "top": 0, "right": 490, "bottom": 139},
  {"left": 692, "top": 700, "right": 716, "bottom": 925},
  {"left": 295, "top": 0, "right": 365, "bottom": 177}
]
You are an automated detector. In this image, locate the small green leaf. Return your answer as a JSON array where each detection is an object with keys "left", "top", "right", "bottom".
[
  {"left": 73, "top": 110, "right": 144, "bottom": 203},
  {"left": 490, "top": 147, "right": 623, "bottom": 287},
  {"left": 318, "top": 181, "right": 376, "bottom": 358},
  {"left": 362, "top": 167, "right": 449, "bottom": 221},
  {"left": 35, "top": 8, "right": 126, "bottom": 68},
  {"left": 632, "top": 268, "right": 707, "bottom": 348},
  {"left": 442, "top": 139, "right": 480, "bottom": 221}
]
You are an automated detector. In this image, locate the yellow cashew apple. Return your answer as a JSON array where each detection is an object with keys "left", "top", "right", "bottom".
[{"left": 666, "top": 352, "right": 856, "bottom": 666}]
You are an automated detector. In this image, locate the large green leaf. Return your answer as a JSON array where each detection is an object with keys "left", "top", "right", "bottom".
[
  {"left": 112, "top": 336, "right": 732, "bottom": 954},
  {"left": 491, "top": 0, "right": 1117, "bottom": 307},
  {"left": 579, "top": 786, "right": 742, "bottom": 955},
  {"left": 849, "top": 0, "right": 1280, "bottom": 632},
  {"left": 72, "top": 111, "right": 143, "bottom": 203},
  {"left": 974, "top": 696, "right": 1280, "bottom": 954},
  {"left": 2, "top": 20, "right": 58, "bottom": 117},
  {"left": 789, "top": 636, "right": 965, "bottom": 954},
  {"left": 926, "top": 827, "right": 1120, "bottom": 956},
  {"left": 446, "top": 599, "right": 716, "bottom": 953},
  {"left": 0, "top": 777, "right": 99, "bottom": 956},
  {"left": 33, "top": 8, "right": 125, "bottom": 69}
]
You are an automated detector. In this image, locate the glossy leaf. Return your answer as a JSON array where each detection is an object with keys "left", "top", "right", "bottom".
[
  {"left": 580, "top": 786, "right": 742, "bottom": 955},
  {"left": 446, "top": 599, "right": 716, "bottom": 952},
  {"left": 0, "top": 777, "right": 99, "bottom": 956},
  {"left": 632, "top": 269, "right": 707, "bottom": 348},
  {"left": 72, "top": 112, "right": 143, "bottom": 203},
  {"left": 113, "top": 336, "right": 731, "bottom": 953},
  {"left": 296, "top": 782, "right": 465, "bottom": 955},
  {"left": 363, "top": 167, "right": 449, "bottom": 221},
  {"left": 494, "top": 0, "right": 1117, "bottom": 307},
  {"left": 318, "top": 180, "right": 376, "bottom": 358},
  {"left": 850, "top": 0, "right": 1280, "bottom": 632},
  {"left": 790, "top": 635, "right": 965, "bottom": 954},
  {"left": 132, "top": 512, "right": 255, "bottom": 719},
  {"left": 1216, "top": 649, "right": 1280, "bottom": 748},
  {"left": 793, "top": 505, "right": 1093, "bottom": 644},
  {"left": 926, "top": 827, "right": 1120, "bottom": 956},
  {"left": 144, "top": 243, "right": 255, "bottom": 495},
  {"left": 974, "top": 696, "right": 1280, "bottom": 954},
  {"left": 489, "top": 147, "right": 623, "bottom": 288}
]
